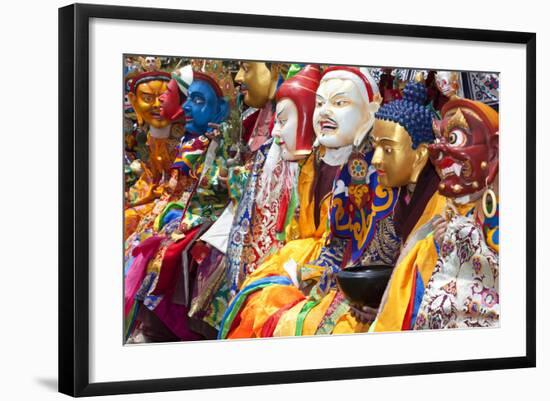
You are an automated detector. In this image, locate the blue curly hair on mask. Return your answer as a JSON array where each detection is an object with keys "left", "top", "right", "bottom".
[{"left": 375, "top": 81, "right": 435, "bottom": 149}]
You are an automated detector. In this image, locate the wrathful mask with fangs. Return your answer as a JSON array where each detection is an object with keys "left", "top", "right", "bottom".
[{"left": 429, "top": 100, "right": 499, "bottom": 198}]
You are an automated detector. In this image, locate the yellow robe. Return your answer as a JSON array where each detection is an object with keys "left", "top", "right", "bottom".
[
  {"left": 124, "top": 133, "right": 176, "bottom": 240},
  {"left": 226, "top": 153, "right": 333, "bottom": 339},
  {"left": 332, "top": 191, "right": 447, "bottom": 335},
  {"left": 373, "top": 196, "right": 473, "bottom": 333}
]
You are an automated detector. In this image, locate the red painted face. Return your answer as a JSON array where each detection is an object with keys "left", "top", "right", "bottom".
[
  {"left": 159, "top": 79, "right": 184, "bottom": 121},
  {"left": 429, "top": 106, "right": 498, "bottom": 198}
]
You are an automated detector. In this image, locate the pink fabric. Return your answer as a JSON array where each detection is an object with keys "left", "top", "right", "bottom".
[
  {"left": 153, "top": 296, "right": 203, "bottom": 341},
  {"left": 124, "top": 236, "right": 164, "bottom": 316}
]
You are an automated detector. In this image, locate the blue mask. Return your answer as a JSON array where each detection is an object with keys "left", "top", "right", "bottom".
[{"left": 182, "top": 80, "right": 229, "bottom": 135}]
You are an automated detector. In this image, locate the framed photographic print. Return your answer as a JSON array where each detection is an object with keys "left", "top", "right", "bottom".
[{"left": 58, "top": 2, "right": 536, "bottom": 397}]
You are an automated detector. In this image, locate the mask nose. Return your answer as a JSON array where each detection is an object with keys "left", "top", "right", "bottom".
[
  {"left": 429, "top": 142, "right": 450, "bottom": 163},
  {"left": 318, "top": 103, "right": 331, "bottom": 117},
  {"left": 371, "top": 146, "right": 383, "bottom": 170},
  {"left": 183, "top": 100, "right": 192, "bottom": 114},
  {"left": 235, "top": 68, "right": 244, "bottom": 84}
]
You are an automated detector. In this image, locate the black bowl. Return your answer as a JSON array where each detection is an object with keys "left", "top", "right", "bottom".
[{"left": 336, "top": 265, "right": 394, "bottom": 308}]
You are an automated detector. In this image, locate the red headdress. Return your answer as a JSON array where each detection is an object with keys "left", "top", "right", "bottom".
[
  {"left": 192, "top": 71, "right": 224, "bottom": 97},
  {"left": 275, "top": 65, "right": 321, "bottom": 156},
  {"left": 321, "top": 66, "right": 379, "bottom": 103},
  {"left": 128, "top": 71, "right": 171, "bottom": 94}
]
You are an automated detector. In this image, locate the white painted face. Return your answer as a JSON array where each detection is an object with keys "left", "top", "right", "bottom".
[
  {"left": 272, "top": 98, "right": 299, "bottom": 161},
  {"left": 145, "top": 57, "right": 157, "bottom": 71},
  {"left": 313, "top": 78, "right": 371, "bottom": 148},
  {"left": 435, "top": 71, "right": 459, "bottom": 97}
]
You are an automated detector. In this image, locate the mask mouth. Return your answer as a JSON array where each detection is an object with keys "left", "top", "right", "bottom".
[
  {"left": 238, "top": 84, "right": 249, "bottom": 94},
  {"left": 150, "top": 110, "right": 163, "bottom": 120},
  {"left": 318, "top": 118, "right": 338, "bottom": 134},
  {"left": 435, "top": 154, "right": 462, "bottom": 179},
  {"left": 439, "top": 161, "right": 463, "bottom": 178}
]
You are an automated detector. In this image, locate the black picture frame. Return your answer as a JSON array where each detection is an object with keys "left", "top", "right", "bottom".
[{"left": 58, "top": 3, "right": 536, "bottom": 397}]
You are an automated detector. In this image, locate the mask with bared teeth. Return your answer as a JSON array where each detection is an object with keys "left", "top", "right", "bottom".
[{"left": 429, "top": 98, "right": 499, "bottom": 198}]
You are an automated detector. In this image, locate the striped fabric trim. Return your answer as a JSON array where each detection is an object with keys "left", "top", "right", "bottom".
[
  {"left": 218, "top": 276, "right": 293, "bottom": 339},
  {"left": 295, "top": 299, "right": 321, "bottom": 336},
  {"left": 315, "top": 292, "right": 350, "bottom": 335}
]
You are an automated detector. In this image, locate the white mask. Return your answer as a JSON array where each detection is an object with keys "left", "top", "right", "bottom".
[
  {"left": 313, "top": 78, "right": 373, "bottom": 149},
  {"left": 435, "top": 71, "right": 459, "bottom": 97},
  {"left": 145, "top": 57, "right": 157, "bottom": 71},
  {"left": 272, "top": 98, "right": 300, "bottom": 161}
]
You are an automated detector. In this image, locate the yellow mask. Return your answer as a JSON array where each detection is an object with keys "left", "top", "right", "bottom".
[
  {"left": 371, "top": 119, "right": 429, "bottom": 188},
  {"left": 234, "top": 62, "right": 278, "bottom": 108},
  {"left": 128, "top": 80, "right": 170, "bottom": 129}
]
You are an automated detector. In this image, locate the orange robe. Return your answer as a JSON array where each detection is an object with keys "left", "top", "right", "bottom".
[{"left": 223, "top": 152, "right": 333, "bottom": 339}]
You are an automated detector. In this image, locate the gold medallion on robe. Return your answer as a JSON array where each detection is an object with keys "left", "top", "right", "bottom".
[{"left": 347, "top": 152, "right": 371, "bottom": 209}]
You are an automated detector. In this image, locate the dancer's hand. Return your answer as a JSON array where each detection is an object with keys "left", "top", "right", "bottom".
[
  {"left": 432, "top": 214, "right": 448, "bottom": 246},
  {"left": 206, "top": 123, "right": 222, "bottom": 140},
  {"left": 349, "top": 304, "right": 377, "bottom": 324}
]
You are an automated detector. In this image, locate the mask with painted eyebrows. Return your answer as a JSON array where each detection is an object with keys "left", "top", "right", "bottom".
[
  {"left": 128, "top": 71, "right": 171, "bottom": 129},
  {"left": 234, "top": 62, "right": 279, "bottom": 108},
  {"left": 429, "top": 98, "right": 499, "bottom": 197},
  {"left": 313, "top": 67, "right": 380, "bottom": 149},
  {"left": 182, "top": 72, "right": 229, "bottom": 135}
]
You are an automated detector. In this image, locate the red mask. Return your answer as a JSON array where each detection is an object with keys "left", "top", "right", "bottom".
[
  {"left": 429, "top": 99, "right": 498, "bottom": 198},
  {"left": 160, "top": 79, "right": 185, "bottom": 122}
]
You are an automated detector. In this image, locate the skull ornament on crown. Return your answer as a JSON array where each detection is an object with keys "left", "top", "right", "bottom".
[
  {"left": 435, "top": 71, "right": 460, "bottom": 98},
  {"left": 313, "top": 67, "right": 381, "bottom": 152},
  {"left": 140, "top": 56, "right": 162, "bottom": 72}
]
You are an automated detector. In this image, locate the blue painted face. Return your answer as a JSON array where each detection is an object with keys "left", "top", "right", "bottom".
[{"left": 182, "top": 80, "right": 229, "bottom": 135}]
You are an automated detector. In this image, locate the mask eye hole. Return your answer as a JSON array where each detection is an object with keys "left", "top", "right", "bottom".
[
  {"left": 192, "top": 95, "right": 205, "bottom": 105},
  {"left": 447, "top": 129, "right": 468, "bottom": 147},
  {"left": 334, "top": 98, "right": 350, "bottom": 107},
  {"left": 141, "top": 94, "right": 154, "bottom": 103}
]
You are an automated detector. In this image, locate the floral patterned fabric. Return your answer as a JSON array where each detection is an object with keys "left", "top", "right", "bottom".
[
  {"left": 240, "top": 157, "right": 286, "bottom": 275},
  {"left": 225, "top": 140, "right": 272, "bottom": 294},
  {"left": 414, "top": 214, "right": 499, "bottom": 329}
]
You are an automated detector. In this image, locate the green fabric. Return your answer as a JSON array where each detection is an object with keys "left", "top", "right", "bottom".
[
  {"left": 157, "top": 202, "right": 183, "bottom": 226},
  {"left": 295, "top": 299, "right": 320, "bottom": 336},
  {"left": 124, "top": 301, "right": 139, "bottom": 341},
  {"left": 219, "top": 282, "right": 278, "bottom": 339},
  {"left": 286, "top": 64, "right": 302, "bottom": 79},
  {"left": 276, "top": 185, "right": 299, "bottom": 242}
]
